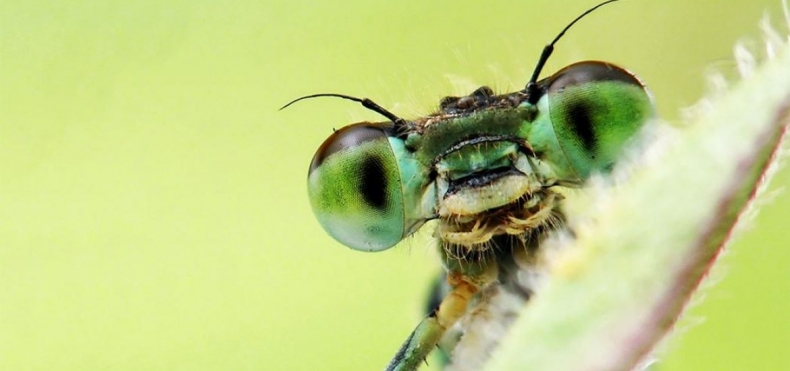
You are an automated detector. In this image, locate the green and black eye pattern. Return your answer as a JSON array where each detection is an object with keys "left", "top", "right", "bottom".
[
  {"left": 307, "top": 123, "right": 408, "bottom": 252},
  {"left": 298, "top": 3, "right": 657, "bottom": 370},
  {"left": 306, "top": 61, "right": 653, "bottom": 253},
  {"left": 543, "top": 61, "right": 652, "bottom": 179}
]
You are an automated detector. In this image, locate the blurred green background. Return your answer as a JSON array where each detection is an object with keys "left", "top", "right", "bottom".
[{"left": 1, "top": 0, "right": 788, "bottom": 370}]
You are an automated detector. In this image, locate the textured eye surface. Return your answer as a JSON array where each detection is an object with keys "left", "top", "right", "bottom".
[
  {"left": 545, "top": 61, "right": 653, "bottom": 180},
  {"left": 307, "top": 123, "right": 406, "bottom": 252},
  {"left": 547, "top": 61, "right": 645, "bottom": 93}
]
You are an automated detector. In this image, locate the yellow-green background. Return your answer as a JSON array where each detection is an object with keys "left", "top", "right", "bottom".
[{"left": 1, "top": 1, "right": 788, "bottom": 370}]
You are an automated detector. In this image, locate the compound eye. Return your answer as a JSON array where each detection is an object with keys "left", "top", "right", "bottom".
[
  {"left": 307, "top": 123, "right": 406, "bottom": 252},
  {"left": 547, "top": 61, "right": 645, "bottom": 93},
  {"left": 545, "top": 61, "right": 653, "bottom": 180}
]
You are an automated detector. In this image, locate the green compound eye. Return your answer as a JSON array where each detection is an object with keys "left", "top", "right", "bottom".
[
  {"left": 545, "top": 61, "right": 653, "bottom": 179},
  {"left": 308, "top": 123, "right": 407, "bottom": 252}
]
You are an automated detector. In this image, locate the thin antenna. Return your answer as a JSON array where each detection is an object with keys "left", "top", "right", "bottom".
[
  {"left": 280, "top": 93, "right": 407, "bottom": 127},
  {"left": 524, "top": 0, "right": 622, "bottom": 103}
]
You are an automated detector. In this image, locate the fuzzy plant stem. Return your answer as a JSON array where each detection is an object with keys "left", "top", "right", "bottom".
[{"left": 482, "top": 10, "right": 790, "bottom": 371}]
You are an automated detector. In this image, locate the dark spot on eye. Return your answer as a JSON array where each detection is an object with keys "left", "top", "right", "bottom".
[
  {"left": 566, "top": 101, "right": 597, "bottom": 152},
  {"left": 359, "top": 156, "right": 388, "bottom": 210}
]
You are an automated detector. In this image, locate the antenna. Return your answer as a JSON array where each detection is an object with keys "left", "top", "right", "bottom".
[
  {"left": 280, "top": 93, "right": 407, "bottom": 128},
  {"left": 524, "top": 0, "right": 623, "bottom": 103}
]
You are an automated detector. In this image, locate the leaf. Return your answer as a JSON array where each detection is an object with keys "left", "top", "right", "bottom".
[{"left": 482, "top": 10, "right": 790, "bottom": 371}]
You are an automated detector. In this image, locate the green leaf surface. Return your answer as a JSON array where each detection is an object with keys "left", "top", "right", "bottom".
[{"left": 484, "top": 18, "right": 790, "bottom": 371}]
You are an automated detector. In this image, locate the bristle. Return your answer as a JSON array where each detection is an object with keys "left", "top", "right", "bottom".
[
  {"left": 725, "top": 9, "right": 790, "bottom": 246},
  {"left": 761, "top": 14, "right": 783, "bottom": 58},
  {"left": 734, "top": 43, "right": 757, "bottom": 78},
  {"left": 684, "top": 9, "right": 790, "bottom": 124},
  {"left": 445, "top": 74, "right": 482, "bottom": 97}
]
